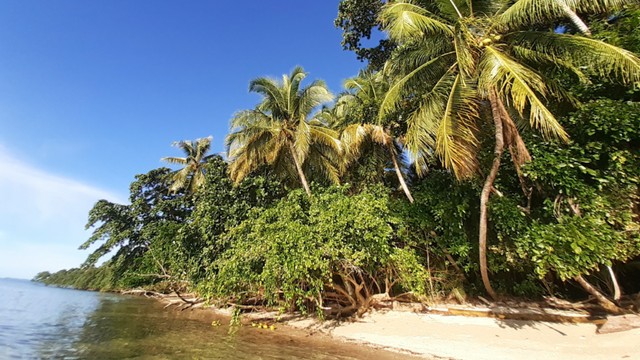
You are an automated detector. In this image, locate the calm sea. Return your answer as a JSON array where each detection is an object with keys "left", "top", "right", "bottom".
[{"left": 0, "top": 278, "right": 413, "bottom": 359}]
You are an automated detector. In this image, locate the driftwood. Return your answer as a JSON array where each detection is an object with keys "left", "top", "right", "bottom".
[
  {"left": 121, "top": 289, "right": 164, "bottom": 298},
  {"left": 170, "top": 290, "right": 205, "bottom": 311},
  {"left": 122, "top": 288, "right": 204, "bottom": 311}
]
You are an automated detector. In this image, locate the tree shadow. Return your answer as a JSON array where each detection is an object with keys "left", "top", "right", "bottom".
[{"left": 495, "top": 318, "right": 569, "bottom": 336}]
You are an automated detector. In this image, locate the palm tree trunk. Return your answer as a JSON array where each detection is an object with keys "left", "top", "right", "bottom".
[
  {"left": 502, "top": 105, "right": 532, "bottom": 201},
  {"left": 479, "top": 91, "right": 504, "bottom": 300},
  {"left": 574, "top": 275, "right": 622, "bottom": 314},
  {"left": 288, "top": 142, "right": 312, "bottom": 196},
  {"left": 606, "top": 265, "right": 622, "bottom": 301},
  {"left": 557, "top": 0, "right": 592, "bottom": 36},
  {"left": 388, "top": 143, "right": 414, "bottom": 203}
]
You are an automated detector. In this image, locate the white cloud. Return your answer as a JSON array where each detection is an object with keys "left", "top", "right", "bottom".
[{"left": 0, "top": 145, "right": 125, "bottom": 279}]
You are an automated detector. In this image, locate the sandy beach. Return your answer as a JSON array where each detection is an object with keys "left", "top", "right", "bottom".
[
  {"left": 157, "top": 291, "right": 640, "bottom": 359},
  {"left": 281, "top": 310, "right": 640, "bottom": 360}
]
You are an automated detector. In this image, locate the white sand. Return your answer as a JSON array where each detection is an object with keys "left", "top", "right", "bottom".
[{"left": 287, "top": 310, "right": 640, "bottom": 360}]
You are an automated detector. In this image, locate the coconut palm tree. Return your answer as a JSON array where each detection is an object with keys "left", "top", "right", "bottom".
[
  {"left": 331, "top": 71, "right": 415, "bottom": 202},
  {"left": 161, "top": 136, "right": 214, "bottom": 194},
  {"left": 378, "top": 0, "right": 640, "bottom": 302},
  {"left": 226, "top": 66, "right": 339, "bottom": 196},
  {"left": 500, "top": 0, "right": 633, "bottom": 36}
]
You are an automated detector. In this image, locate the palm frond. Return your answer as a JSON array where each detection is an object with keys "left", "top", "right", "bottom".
[
  {"left": 479, "top": 46, "right": 568, "bottom": 141},
  {"left": 453, "top": 22, "right": 478, "bottom": 79},
  {"left": 509, "top": 45, "right": 590, "bottom": 84},
  {"left": 368, "top": 124, "right": 393, "bottom": 148},
  {"left": 404, "top": 66, "right": 457, "bottom": 160},
  {"left": 227, "top": 130, "right": 284, "bottom": 184},
  {"left": 172, "top": 140, "right": 194, "bottom": 157},
  {"left": 434, "top": 74, "right": 479, "bottom": 178},
  {"left": 339, "top": 124, "right": 368, "bottom": 163},
  {"left": 249, "top": 77, "right": 286, "bottom": 112},
  {"left": 195, "top": 136, "right": 212, "bottom": 159},
  {"left": 161, "top": 156, "right": 188, "bottom": 165},
  {"left": 298, "top": 80, "right": 334, "bottom": 120},
  {"left": 168, "top": 167, "right": 191, "bottom": 193},
  {"left": 309, "top": 124, "right": 341, "bottom": 153},
  {"left": 434, "top": 0, "right": 468, "bottom": 19},
  {"left": 379, "top": 1, "right": 454, "bottom": 42},
  {"left": 303, "top": 143, "right": 342, "bottom": 185},
  {"left": 293, "top": 120, "right": 311, "bottom": 163},
  {"left": 573, "top": 0, "right": 636, "bottom": 13},
  {"left": 498, "top": 0, "right": 632, "bottom": 31},
  {"left": 288, "top": 66, "right": 307, "bottom": 115},
  {"left": 380, "top": 51, "right": 457, "bottom": 119},
  {"left": 470, "top": 0, "right": 510, "bottom": 17},
  {"left": 384, "top": 37, "right": 453, "bottom": 75},
  {"left": 404, "top": 66, "right": 479, "bottom": 178},
  {"left": 507, "top": 31, "right": 640, "bottom": 84}
]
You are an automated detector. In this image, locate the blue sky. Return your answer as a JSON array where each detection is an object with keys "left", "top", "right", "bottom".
[{"left": 0, "top": 1, "right": 365, "bottom": 279}]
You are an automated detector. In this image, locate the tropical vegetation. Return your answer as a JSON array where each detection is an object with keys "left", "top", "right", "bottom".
[{"left": 36, "top": 1, "right": 640, "bottom": 317}]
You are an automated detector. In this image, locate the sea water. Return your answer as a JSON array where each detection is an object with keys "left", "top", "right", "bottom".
[{"left": 0, "top": 278, "right": 413, "bottom": 359}]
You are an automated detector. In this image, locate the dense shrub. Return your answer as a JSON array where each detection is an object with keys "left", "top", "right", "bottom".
[{"left": 205, "top": 186, "right": 427, "bottom": 315}]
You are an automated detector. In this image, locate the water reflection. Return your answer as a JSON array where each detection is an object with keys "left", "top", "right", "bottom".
[
  {"left": 1, "top": 279, "right": 414, "bottom": 359},
  {"left": 70, "top": 296, "right": 382, "bottom": 360}
]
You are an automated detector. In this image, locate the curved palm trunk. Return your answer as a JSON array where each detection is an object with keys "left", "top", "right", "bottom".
[
  {"left": 387, "top": 143, "right": 414, "bottom": 203},
  {"left": 502, "top": 113, "right": 532, "bottom": 197},
  {"left": 479, "top": 91, "right": 504, "bottom": 300},
  {"left": 607, "top": 265, "right": 622, "bottom": 301},
  {"left": 288, "top": 142, "right": 312, "bottom": 197},
  {"left": 565, "top": 195, "right": 622, "bottom": 309},
  {"left": 557, "top": 0, "right": 592, "bottom": 36}
]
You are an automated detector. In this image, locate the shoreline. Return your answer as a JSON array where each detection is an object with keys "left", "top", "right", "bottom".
[
  {"left": 41, "top": 283, "right": 640, "bottom": 359},
  {"left": 199, "top": 302, "right": 640, "bottom": 360}
]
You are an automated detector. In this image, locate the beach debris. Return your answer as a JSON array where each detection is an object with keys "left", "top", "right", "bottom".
[
  {"left": 597, "top": 314, "right": 640, "bottom": 334},
  {"left": 250, "top": 322, "right": 276, "bottom": 330}
]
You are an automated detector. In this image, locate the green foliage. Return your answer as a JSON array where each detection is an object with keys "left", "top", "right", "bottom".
[
  {"left": 525, "top": 100, "right": 639, "bottom": 204},
  {"left": 70, "top": 167, "right": 194, "bottom": 290},
  {"left": 208, "top": 186, "right": 426, "bottom": 314},
  {"left": 591, "top": 6, "right": 640, "bottom": 59},
  {"left": 335, "top": 0, "right": 394, "bottom": 70},
  {"left": 180, "top": 158, "right": 286, "bottom": 282},
  {"left": 400, "top": 171, "right": 477, "bottom": 270},
  {"left": 518, "top": 99, "right": 640, "bottom": 282},
  {"left": 226, "top": 66, "right": 340, "bottom": 191},
  {"left": 567, "top": 6, "right": 640, "bottom": 101},
  {"left": 33, "top": 264, "right": 119, "bottom": 291},
  {"left": 517, "top": 216, "right": 638, "bottom": 280}
]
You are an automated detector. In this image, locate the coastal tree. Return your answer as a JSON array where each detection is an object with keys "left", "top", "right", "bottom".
[
  {"left": 179, "top": 156, "right": 286, "bottom": 282},
  {"left": 378, "top": 0, "right": 640, "bottom": 301},
  {"left": 226, "top": 66, "right": 339, "bottom": 196},
  {"left": 516, "top": 99, "right": 640, "bottom": 312},
  {"left": 330, "top": 71, "right": 415, "bottom": 202},
  {"left": 79, "top": 168, "right": 192, "bottom": 287},
  {"left": 335, "top": 0, "right": 396, "bottom": 70},
  {"left": 161, "top": 136, "right": 215, "bottom": 194},
  {"left": 211, "top": 186, "right": 427, "bottom": 316}
]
